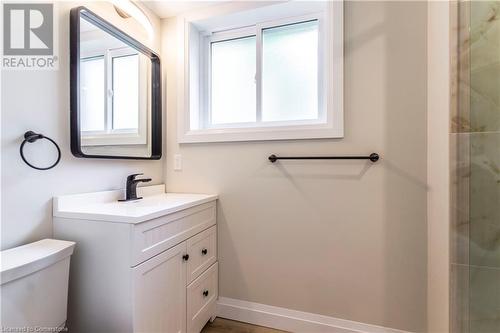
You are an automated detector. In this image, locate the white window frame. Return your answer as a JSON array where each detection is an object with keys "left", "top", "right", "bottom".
[
  {"left": 177, "top": 1, "right": 344, "bottom": 143},
  {"left": 81, "top": 47, "right": 148, "bottom": 147}
]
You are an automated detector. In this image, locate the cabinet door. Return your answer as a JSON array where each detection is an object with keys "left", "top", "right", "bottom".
[
  {"left": 133, "top": 242, "right": 187, "bottom": 333},
  {"left": 186, "top": 225, "right": 217, "bottom": 284},
  {"left": 187, "top": 263, "right": 218, "bottom": 333}
]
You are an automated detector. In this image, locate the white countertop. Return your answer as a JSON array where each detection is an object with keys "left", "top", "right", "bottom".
[{"left": 53, "top": 184, "right": 218, "bottom": 224}]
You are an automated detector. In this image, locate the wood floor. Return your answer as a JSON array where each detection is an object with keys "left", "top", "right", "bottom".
[{"left": 201, "top": 318, "right": 288, "bottom": 333}]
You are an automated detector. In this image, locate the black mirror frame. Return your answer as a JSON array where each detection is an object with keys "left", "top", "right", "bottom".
[{"left": 70, "top": 6, "right": 162, "bottom": 160}]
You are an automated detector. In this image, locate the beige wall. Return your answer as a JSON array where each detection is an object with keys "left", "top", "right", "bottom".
[
  {"left": 427, "top": 1, "right": 451, "bottom": 332},
  {"left": 163, "top": 2, "right": 428, "bottom": 332},
  {"left": 1, "top": 2, "right": 164, "bottom": 250}
]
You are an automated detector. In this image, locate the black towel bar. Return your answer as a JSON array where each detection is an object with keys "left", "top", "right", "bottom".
[{"left": 268, "top": 153, "right": 380, "bottom": 163}]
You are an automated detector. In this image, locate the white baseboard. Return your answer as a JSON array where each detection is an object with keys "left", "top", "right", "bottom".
[{"left": 216, "top": 297, "right": 412, "bottom": 333}]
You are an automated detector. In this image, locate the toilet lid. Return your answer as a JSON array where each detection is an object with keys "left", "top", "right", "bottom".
[{"left": 1, "top": 239, "right": 75, "bottom": 285}]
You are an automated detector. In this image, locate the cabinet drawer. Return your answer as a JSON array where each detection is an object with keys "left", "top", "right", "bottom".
[
  {"left": 187, "top": 262, "right": 218, "bottom": 333},
  {"left": 186, "top": 225, "right": 217, "bottom": 283},
  {"left": 131, "top": 202, "right": 216, "bottom": 267}
]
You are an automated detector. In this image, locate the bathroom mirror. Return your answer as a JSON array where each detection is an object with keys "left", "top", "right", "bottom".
[{"left": 70, "top": 7, "right": 161, "bottom": 159}]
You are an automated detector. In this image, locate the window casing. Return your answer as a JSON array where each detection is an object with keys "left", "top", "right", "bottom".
[{"left": 178, "top": 1, "right": 343, "bottom": 143}]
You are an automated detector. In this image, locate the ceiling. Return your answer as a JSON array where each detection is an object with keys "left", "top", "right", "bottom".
[{"left": 141, "top": 1, "right": 225, "bottom": 18}]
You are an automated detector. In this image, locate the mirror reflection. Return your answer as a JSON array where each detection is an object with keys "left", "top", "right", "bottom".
[{"left": 71, "top": 7, "right": 161, "bottom": 159}]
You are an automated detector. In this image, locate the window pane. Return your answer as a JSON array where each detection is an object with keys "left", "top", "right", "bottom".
[
  {"left": 211, "top": 36, "right": 256, "bottom": 125},
  {"left": 262, "top": 20, "right": 319, "bottom": 122},
  {"left": 80, "top": 57, "right": 105, "bottom": 132},
  {"left": 113, "top": 54, "right": 139, "bottom": 130}
]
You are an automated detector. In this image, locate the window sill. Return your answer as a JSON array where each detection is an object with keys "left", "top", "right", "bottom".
[{"left": 178, "top": 124, "right": 344, "bottom": 143}]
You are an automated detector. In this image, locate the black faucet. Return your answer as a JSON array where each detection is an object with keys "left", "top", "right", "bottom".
[{"left": 119, "top": 173, "right": 152, "bottom": 202}]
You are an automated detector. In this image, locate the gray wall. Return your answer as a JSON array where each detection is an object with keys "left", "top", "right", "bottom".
[
  {"left": 163, "top": 2, "right": 428, "bottom": 331},
  {"left": 1, "top": 2, "right": 164, "bottom": 250}
]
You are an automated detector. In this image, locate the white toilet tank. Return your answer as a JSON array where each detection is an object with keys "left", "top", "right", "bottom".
[{"left": 1, "top": 239, "right": 75, "bottom": 331}]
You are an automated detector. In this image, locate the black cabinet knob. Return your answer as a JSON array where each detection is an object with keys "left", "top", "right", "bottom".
[
  {"left": 182, "top": 254, "right": 189, "bottom": 261},
  {"left": 203, "top": 290, "right": 209, "bottom": 297},
  {"left": 201, "top": 248, "right": 208, "bottom": 255}
]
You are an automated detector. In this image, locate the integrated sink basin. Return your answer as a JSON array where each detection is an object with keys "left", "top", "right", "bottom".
[{"left": 53, "top": 184, "right": 218, "bottom": 223}]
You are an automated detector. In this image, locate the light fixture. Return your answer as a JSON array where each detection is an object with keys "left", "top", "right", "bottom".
[{"left": 111, "top": 0, "right": 154, "bottom": 39}]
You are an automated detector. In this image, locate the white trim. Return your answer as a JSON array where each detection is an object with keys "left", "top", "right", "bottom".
[
  {"left": 255, "top": 20, "right": 263, "bottom": 124},
  {"left": 216, "top": 297, "right": 413, "bottom": 333},
  {"left": 177, "top": 1, "right": 344, "bottom": 143},
  {"left": 209, "top": 26, "right": 256, "bottom": 43}
]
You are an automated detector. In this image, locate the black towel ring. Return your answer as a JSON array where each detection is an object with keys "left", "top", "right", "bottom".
[{"left": 20, "top": 131, "right": 61, "bottom": 170}]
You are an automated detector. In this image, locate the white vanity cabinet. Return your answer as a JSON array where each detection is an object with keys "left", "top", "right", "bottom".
[{"left": 53, "top": 185, "right": 218, "bottom": 333}]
